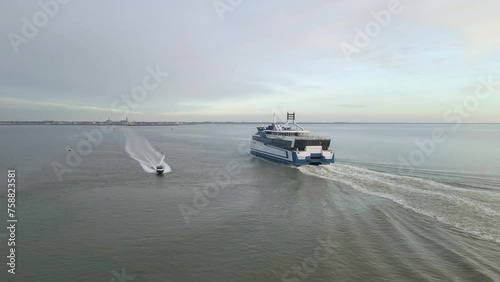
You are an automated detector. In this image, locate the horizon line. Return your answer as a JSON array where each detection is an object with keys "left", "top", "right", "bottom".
[{"left": 1, "top": 120, "right": 500, "bottom": 125}]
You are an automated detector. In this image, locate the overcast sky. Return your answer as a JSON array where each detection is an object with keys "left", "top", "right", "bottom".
[{"left": 1, "top": 0, "right": 499, "bottom": 122}]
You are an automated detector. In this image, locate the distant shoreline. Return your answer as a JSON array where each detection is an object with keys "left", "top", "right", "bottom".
[{"left": 0, "top": 121, "right": 499, "bottom": 126}]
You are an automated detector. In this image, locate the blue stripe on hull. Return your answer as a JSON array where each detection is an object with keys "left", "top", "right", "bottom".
[
  {"left": 250, "top": 150, "right": 293, "bottom": 165},
  {"left": 250, "top": 147, "right": 289, "bottom": 159}
]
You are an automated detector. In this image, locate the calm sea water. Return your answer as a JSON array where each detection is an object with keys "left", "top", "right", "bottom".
[{"left": 0, "top": 124, "right": 499, "bottom": 281}]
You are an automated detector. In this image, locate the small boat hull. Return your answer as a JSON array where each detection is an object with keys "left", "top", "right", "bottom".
[{"left": 155, "top": 166, "right": 165, "bottom": 174}]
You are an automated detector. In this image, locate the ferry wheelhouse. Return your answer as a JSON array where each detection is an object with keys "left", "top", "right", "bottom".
[{"left": 250, "top": 113, "right": 334, "bottom": 166}]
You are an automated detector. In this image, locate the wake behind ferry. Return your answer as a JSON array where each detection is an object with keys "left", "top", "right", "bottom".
[{"left": 250, "top": 113, "right": 334, "bottom": 166}]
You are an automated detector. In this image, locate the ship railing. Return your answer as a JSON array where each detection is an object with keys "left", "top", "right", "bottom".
[{"left": 266, "top": 134, "right": 329, "bottom": 140}]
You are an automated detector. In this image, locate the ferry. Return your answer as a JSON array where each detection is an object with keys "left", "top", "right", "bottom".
[{"left": 250, "top": 113, "right": 334, "bottom": 166}]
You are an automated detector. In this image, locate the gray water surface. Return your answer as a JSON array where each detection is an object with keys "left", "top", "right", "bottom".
[{"left": 0, "top": 124, "right": 499, "bottom": 281}]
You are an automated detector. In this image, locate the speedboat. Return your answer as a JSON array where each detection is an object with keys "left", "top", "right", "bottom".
[
  {"left": 155, "top": 165, "right": 165, "bottom": 174},
  {"left": 250, "top": 113, "right": 334, "bottom": 166}
]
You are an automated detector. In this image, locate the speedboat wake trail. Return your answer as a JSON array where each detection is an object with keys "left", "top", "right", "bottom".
[{"left": 123, "top": 129, "right": 171, "bottom": 174}]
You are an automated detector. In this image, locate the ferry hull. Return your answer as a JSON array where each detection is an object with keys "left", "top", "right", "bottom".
[{"left": 250, "top": 140, "right": 334, "bottom": 166}]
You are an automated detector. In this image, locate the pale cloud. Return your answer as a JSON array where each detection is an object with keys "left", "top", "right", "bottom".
[
  {"left": 0, "top": 97, "right": 142, "bottom": 115},
  {"left": 0, "top": 0, "right": 499, "bottom": 122},
  {"left": 401, "top": 0, "right": 500, "bottom": 57},
  {"left": 334, "top": 104, "right": 367, "bottom": 108}
]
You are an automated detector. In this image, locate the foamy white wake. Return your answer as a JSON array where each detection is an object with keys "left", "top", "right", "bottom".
[
  {"left": 123, "top": 129, "right": 171, "bottom": 174},
  {"left": 299, "top": 164, "right": 500, "bottom": 243}
]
